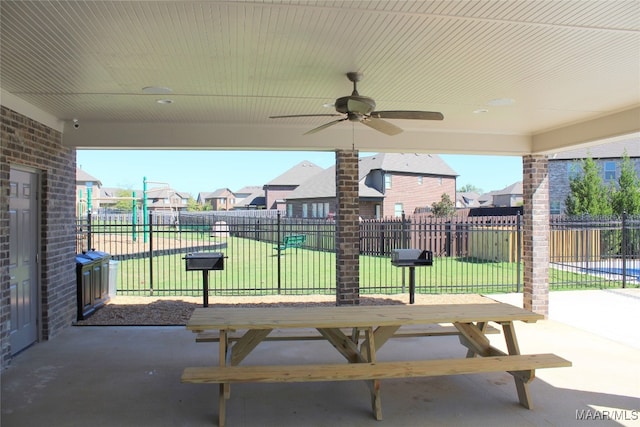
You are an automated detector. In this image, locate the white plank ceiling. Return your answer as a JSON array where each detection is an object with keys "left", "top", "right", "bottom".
[{"left": 1, "top": 1, "right": 638, "bottom": 154}]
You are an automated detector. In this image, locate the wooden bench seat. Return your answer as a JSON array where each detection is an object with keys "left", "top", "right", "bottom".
[{"left": 182, "top": 353, "right": 571, "bottom": 384}]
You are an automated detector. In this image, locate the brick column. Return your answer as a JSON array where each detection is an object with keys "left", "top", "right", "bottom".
[
  {"left": 522, "top": 155, "right": 549, "bottom": 316},
  {"left": 335, "top": 149, "right": 360, "bottom": 305}
]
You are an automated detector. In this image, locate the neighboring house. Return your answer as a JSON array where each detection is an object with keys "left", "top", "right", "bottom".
[
  {"left": 491, "top": 181, "right": 523, "bottom": 207},
  {"left": 456, "top": 191, "right": 481, "bottom": 208},
  {"left": 234, "top": 186, "right": 266, "bottom": 210},
  {"left": 548, "top": 138, "right": 640, "bottom": 214},
  {"left": 145, "top": 187, "right": 191, "bottom": 212},
  {"left": 263, "top": 160, "right": 324, "bottom": 210},
  {"left": 76, "top": 168, "right": 102, "bottom": 215},
  {"left": 198, "top": 188, "right": 236, "bottom": 211},
  {"left": 286, "top": 153, "right": 457, "bottom": 219}
]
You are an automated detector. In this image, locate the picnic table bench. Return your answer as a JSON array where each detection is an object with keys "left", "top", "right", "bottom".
[
  {"left": 273, "top": 234, "right": 305, "bottom": 251},
  {"left": 182, "top": 303, "right": 571, "bottom": 426}
]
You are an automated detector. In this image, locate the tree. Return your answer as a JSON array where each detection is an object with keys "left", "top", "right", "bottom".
[
  {"left": 611, "top": 153, "right": 640, "bottom": 215},
  {"left": 457, "top": 184, "right": 483, "bottom": 194},
  {"left": 565, "top": 157, "right": 612, "bottom": 216},
  {"left": 114, "top": 189, "right": 134, "bottom": 211},
  {"left": 431, "top": 193, "right": 456, "bottom": 217}
]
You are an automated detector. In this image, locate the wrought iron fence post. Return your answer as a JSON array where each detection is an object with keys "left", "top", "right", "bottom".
[
  {"left": 87, "top": 209, "right": 92, "bottom": 251},
  {"left": 516, "top": 212, "right": 522, "bottom": 293},
  {"left": 149, "top": 212, "right": 154, "bottom": 296},
  {"left": 622, "top": 212, "right": 627, "bottom": 289},
  {"left": 277, "top": 211, "right": 281, "bottom": 294}
]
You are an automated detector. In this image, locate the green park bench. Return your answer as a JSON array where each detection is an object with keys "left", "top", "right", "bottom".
[{"left": 274, "top": 234, "right": 306, "bottom": 251}]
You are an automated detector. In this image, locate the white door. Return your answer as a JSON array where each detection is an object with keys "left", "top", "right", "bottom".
[{"left": 9, "top": 167, "right": 39, "bottom": 354}]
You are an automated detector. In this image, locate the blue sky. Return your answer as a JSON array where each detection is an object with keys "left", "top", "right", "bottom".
[{"left": 76, "top": 150, "right": 522, "bottom": 197}]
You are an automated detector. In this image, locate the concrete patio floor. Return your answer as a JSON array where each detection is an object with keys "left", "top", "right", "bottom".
[{"left": 2, "top": 289, "right": 639, "bottom": 427}]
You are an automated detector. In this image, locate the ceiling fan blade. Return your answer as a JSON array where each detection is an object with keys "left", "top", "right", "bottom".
[
  {"left": 361, "top": 117, "right": 403, "bottom": 136},
  {"left": 371, "top": 110, "right": 444, "bottom": 121},
  {"left": 303, "top": 117, "right": 348, "bottom": 135},
  {"left": 270, "top": 114, "right": 343, "bottom": 119}
]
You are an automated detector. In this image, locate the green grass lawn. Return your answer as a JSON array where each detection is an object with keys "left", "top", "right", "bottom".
[{"left": 112, "top": 236, "right": 630, "bottom": 296}]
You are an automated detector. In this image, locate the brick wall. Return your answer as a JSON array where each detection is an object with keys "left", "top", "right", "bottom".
[
  {"left": 522, "top": 155, "right": 549, "bottom": 316},
  {"left": 265, "top": 185, "right": 295, "bottom": 210},
  {"left": 335, "top": 150, "right": 359, "bottom": 305},
  {"left": 383, "top": 174, "right": 456, "bottom": 217},
  {"left": 1, "top": 106, "right": 77, "bottom": 369}
]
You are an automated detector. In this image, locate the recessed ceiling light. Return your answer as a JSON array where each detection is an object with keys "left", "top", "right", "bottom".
[
  {"left": 156, "top": 99, "right": 174, "bottom": 105},
  {"left": 487, "top": 98, "right": 515, "bottom": 107},
  {"left": 142, "top": 86, "right": 173, "bottom": 95}
]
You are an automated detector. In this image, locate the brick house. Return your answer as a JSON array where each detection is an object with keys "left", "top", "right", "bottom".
[
  {"left": 263, "top": 161, "right": 324, "bottom": 210},
  {"left": 198, "top": 188, "right": 236, "bottom": 211},
  {"left": 548, "top": 138, "right": 640, "bottom": 215},
  {"left": 75, "top": 168, "right": 102, "bottom": 215},
  {"left": 286, "top": 153, "right": 457, "bottom": 219},
  {"left": 145, "top": 187, "right": 191, "bottom": 212},
  {"left": 491, "top": 181, "right": 523, "bottom": 207}
]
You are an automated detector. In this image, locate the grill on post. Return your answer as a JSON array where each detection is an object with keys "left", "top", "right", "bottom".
[
  {"left": 184, "top": 252, "right": 225, "bottom": 307},
  {"left": 391, "top": 249, "right": 433, "bottom": 304}
]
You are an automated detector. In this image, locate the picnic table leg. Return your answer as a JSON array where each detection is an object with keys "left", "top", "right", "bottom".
[
  {"left": 465, "top": 322, "right": 488, "bottom": 358},
  {"left": 364, "top": 327, "right": 383, "bottom": 420},
  {"left": 219, "top": 329, "right": 228, "bottom": 427},
  {"left": 502, "top": 322, "right": 534, "bottom": 409}
]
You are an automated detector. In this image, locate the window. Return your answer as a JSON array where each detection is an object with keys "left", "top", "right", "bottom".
[
  {"left": 311, "top": 203, "right": 318, "bottom": 218},
  {"left": 302, "top": 203, "right": 308, "bottom": 218},
  {"left": 418, "top": 176, "right": 423, "bottom": 185},
  {"left": 550, "top": 201, "right": 561, "bottom": 215},
  {"left": 287, "top": 204, "right": 293, "bottom": 217},
  {"left": 604, "top": 161, "right": 616, "bottom": 181},
  {"left": 384, "top": 175, "right": 392, "bottom": 189},
  {"left": 324, "top": 203, "right": 330, "bottom": 217},
  {"left": 375, "top": 204, "right": 381, "bottom": 219},
  {"left": 394, "top": 203, "right": 403, "bottom": 217},
  {"left": 438, "top": 177, "right": 442, "bottom": 185}
]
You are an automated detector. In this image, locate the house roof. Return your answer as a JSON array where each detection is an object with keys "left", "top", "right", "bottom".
[
  {"left": 287, "top": 165, "right": 384, "bottom": 200},
  {"left": 236, "top": 189, "right": 266, "bottom": 207},
  {"left": 209, "top": 188, "right": 234, "bottom": 197},
  {"left": 235, "top": 185, "right": 262, "bottom": 195},
  {"left": 456, "top": 191, "right": 481, "bottom": 208},
  {"left": 549, "top": 137, "right": 640, "bottom": 160},
  {"left": 197, "top": 192, "right": 216, "bottom": 200},
  {"left": 146, "top": 187, "right": 190, "bottom": 199},
  {"left": 494, "top": 181, "right": 523, "bottom": 196},
  {"left": 264, "top": 161, "right": 323, "bottom": 187},
  {"left": 76, "top": 168, "right": 102, "bottom": 186},
  {"left": 358, "top": 153, "right": 458, "bottom": 179}
]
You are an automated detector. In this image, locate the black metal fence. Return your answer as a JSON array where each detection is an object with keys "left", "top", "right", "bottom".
[{"left": 76, "top": 211, "right": 640, "bottom": 297}]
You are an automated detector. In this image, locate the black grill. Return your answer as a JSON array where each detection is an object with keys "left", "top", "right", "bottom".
[
  {"left": 390, "top": 249, "right": 433, "bottom": 304},
  {"left": 184, "top": 252, "right": 224, "bottom": 271},
  {"left": 184, "top": 252, "right": 226, "bottom": 307},
  {"left": 391, "top": 249, "right": 433, "bottom": 267}
]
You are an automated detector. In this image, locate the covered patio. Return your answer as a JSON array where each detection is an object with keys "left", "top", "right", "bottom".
[
  {"left": 2, "top": 289, "right": 639, "bottom": 426},
  {"left": 1, "top": 3, "right": 639, "bottom": 421}
]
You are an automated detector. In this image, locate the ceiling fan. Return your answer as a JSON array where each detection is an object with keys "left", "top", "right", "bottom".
[{"left": 269, "top": 72, "right": 444, "bottom": 136}]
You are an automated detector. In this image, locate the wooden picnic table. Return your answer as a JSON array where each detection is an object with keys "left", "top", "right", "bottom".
[{"left": 183, "top": 303, "right": 570, "bottom": 426}]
